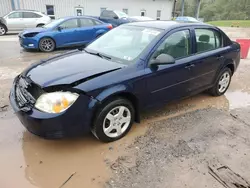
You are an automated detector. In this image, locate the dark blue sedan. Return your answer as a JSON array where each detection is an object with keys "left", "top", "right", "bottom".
[
  {"left": 18, "top": 16, "right": 113, "bottom": 52},
  {"left": 10, "top": 21, "right": 240, "bottom": 142}
]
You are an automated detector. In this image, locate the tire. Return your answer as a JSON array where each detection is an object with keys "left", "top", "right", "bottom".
[
  {"left": 39, "top": 37, "right": 55, "bottom": 52},
  {"left": 0, "top": 24, "right": 7, "bottom": 36},
  {"left": 37, "top": 24, "right": 45, "bottom": 27},
  {"left": 209, "top": 68, "right": 232, "bottom": 96},
  {"left": 92, "top": 98, "right": 135, "bottom": 142}
]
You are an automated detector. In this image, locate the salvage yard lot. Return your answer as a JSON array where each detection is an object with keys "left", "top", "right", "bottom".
[{"left": 1, "top": 27, "right": 250, "bottom": 188}]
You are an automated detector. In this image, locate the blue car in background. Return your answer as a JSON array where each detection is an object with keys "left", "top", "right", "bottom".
[
  {"left": 176, "top": 16, "right": 200, "bottom": 22},
  {"left": 18, "top": 16, "right": 113, "bottom": 52}
]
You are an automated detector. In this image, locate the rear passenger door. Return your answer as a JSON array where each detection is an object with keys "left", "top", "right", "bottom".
[
  {"left": 23, "top": 12, "right": 42, "bottom": 28},
  {"left": 189, "top": 27, "right": 228, "bottom": 91},
  {"left": 5, "top": 12, "right": 24, "bottom": 31},
  {"left": 78, "top": 18, "right": 96, "bottom": 43}
]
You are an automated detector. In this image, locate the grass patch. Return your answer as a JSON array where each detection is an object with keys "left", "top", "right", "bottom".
[{"left": 207, "top": 20, "right": 250, "bottom": 27}]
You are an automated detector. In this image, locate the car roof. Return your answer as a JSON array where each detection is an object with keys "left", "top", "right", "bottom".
[
  {"left": 62, "top": 16, "right": 102, "bottom": 20},
  {"left": 126, "top": 20, "right": 211, "bottom": 30},
  {"left": 11, "top": 9, "right": 41, "bottom": 13}
]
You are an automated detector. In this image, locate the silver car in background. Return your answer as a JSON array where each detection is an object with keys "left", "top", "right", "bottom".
[{"left": 0, "top": 10, "right": 51, "bottom": 35}]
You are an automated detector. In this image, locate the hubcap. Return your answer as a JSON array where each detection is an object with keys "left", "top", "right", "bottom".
[
  {"left": 218, "top": 72, "right": 230, "bottom": 93},
  {"left": 103, "top": 106, "right": 131, "bottom": 138},
  {"left": 41, "top": 39, "right": 54, "bottom": 51},
  {"left": 0, "top": 26, "right": 5, "bottom": 35}
]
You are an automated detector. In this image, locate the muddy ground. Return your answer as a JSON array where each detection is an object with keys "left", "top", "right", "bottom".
[{"left": 0, "top": 28, "right": 250, "bottom": 188}]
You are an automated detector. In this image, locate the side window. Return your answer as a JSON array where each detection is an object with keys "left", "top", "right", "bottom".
[
  {"left": 195, "top": 29, "right": 222, "bottom": 53},
  {"left": 152, "top": 30, "right": 191, "bottom": 59},
  {"left": 59, "top": 19, "right": 78, "bottom": 29},
  {"left": 80, "top": 18, "right": 95, "bottom": 27},
  {"left": 23, "top": 12, "right": 42, "bottom": 18},
  {"left": 8, "top": 12, "right": 22, "bottom": 19}
]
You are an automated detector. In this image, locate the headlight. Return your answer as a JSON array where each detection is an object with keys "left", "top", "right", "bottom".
[
  {"left": 23, "top": 32, "right": 39, "bottom": 37},
  {"left": 35, "top": 92, "right": 79, "bottom": 113}
]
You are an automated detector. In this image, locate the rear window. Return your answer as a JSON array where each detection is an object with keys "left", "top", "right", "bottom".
[{"left": 100, "top": 10, "right": 116, "bottom": 18}]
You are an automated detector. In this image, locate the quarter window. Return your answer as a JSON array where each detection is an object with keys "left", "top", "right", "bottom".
[
  {"left": 8, "top": 12, "right": 22, "bottom": 18},
  {"left": 195, "top": 29, "right": 222, "bottom": 53},
  {"left": 59, "top": 19, "right": 78, "bottom": 29},
  {"left": 92, "top": 19, "right": 102, "bottom": 25},
  {"left": 152, "top": 30, "right": 191, "bottom": 59}
]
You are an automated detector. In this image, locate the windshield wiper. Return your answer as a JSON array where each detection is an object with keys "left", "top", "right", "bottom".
[{"left": 83, "top": 49, "right": 111, "bottom": 60}]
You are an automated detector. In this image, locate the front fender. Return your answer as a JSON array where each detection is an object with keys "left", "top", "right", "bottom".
[{"left": 95, "top": 84, "right": 130, "bottom": 102}]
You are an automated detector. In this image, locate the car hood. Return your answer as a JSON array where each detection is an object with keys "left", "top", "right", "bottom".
[
  {"left": 20, "top": 27, "right": 48, "bottom": 36},
  {"left": 22, "top": 51, "right": 125, "bottom": 88}
]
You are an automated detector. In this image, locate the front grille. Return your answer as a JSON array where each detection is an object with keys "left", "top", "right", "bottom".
[{"left": 15, "top": 76, "right": 43, "bottom": 111}]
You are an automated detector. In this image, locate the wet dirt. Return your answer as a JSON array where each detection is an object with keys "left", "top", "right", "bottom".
[{"left": 0, "top": 28, "right": 250, "bottom": 188}]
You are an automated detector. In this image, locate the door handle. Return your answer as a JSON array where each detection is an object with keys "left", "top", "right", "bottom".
[
  {"left": 216, "top": 55, "right": 224, "bottom": 60},
  {"left": 185, "top": 64, "right": 195, "bottom": 69}
]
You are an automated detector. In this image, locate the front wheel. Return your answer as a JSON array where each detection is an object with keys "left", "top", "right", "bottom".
[
  {"left": 92, "top": 98, "right": 135, "bottom": 142},
  {"left": 209, "top": 68, "right": 232, "bottom": 96},
  {"left": 0, "top": 24, "right": 7, "bottom": 36},
  {"left": 39, "top": 37, "right": 55, "bottom": 52}
]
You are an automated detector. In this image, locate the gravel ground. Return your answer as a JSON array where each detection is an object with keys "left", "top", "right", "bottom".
[{"left": 106, "top": 108, "right": 250, "bottom": 188}]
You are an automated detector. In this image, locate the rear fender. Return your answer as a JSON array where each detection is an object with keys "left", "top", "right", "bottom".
[{"left": 95, "top": 29, "right": 107, "bottom": 37}]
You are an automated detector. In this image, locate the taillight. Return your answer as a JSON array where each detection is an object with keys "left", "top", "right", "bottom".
[{"left": 107, "top": 24, "right": 113, "bottom": 29}]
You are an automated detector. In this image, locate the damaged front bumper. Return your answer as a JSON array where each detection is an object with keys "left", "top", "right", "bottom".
[{"left": 9, "top": 78, "right": 97, "bottom": 139}]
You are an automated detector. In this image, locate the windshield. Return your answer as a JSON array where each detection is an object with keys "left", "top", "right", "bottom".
[
  {"left": 86, "top": 26, "right": 163, "bottom": 64},
  {"left": 43, "top": 18, "right": 64, "bottom": 28},
  {"left": 114, "top": 11, "right": 128, "bottom": 18}
]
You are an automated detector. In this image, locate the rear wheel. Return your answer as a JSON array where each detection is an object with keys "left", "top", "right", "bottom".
[
  {"left": 39, "top": 37, "right": 55, "bottom": 52},
  {"left": 209, "top": 68, "right": 232, "bottom": 96},
  {"left": 0, "top": 24, "right": 7, "bottom": 36},
  {"left": 92, "top": 98, "right": 135, "bottom": 142}
]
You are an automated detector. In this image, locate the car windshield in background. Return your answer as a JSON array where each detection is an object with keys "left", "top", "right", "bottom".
[
  {"left": 43, "top": 18, "right": 64, "bottom": 28},
  {"left": 86, "top": 26, "right": 163, "bottom": 64}
]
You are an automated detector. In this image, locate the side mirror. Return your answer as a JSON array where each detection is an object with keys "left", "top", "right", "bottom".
[
  {"left": 57, "top": 26, "right": 62, "bottom": 31},
  {"left": 113, "top": 16, "right": 119, "bottom": 19},
  {"left": 150, "top": 54, "right": 175, "bottom": 66}
]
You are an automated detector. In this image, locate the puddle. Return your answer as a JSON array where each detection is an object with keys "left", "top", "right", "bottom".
[{"left": 225, "top": 91, "right": 250, "bottom": 110}]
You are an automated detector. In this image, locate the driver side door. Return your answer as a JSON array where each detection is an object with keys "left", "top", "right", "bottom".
[
  {"left": 5, "top": 12, "right": 24, "bottom": 31},
  {"left": 144, "top": 28, "right": 196, "bottom": 107},
  {"left": 53, "top": 18, "right": 80, "bottom": 47}
]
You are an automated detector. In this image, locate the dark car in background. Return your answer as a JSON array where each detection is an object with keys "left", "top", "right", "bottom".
[
  {"left": 18, "top": 16, "right": 112, "bottom": 52},
  {"left": 92, "top": 10, "right": 130, "bottom": 27},
  {"left": 0, "top": 17, "right": 7, "bottom": 35},
  {"left": 10, "top": 21, "right": 240, "bottom": 142}
]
